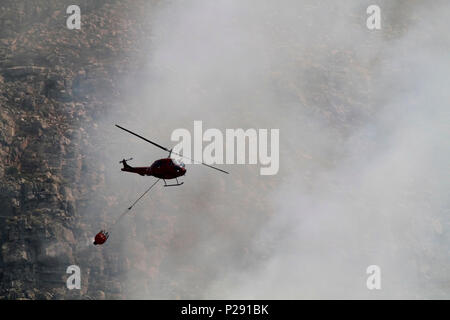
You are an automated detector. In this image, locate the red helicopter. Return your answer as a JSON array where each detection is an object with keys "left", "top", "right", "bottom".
[
  {"left": 115, "top": 124, "right": 229, "bottom": 186},
  {"left": 93, "top": 125, "right": 229, "bottom": 246}
]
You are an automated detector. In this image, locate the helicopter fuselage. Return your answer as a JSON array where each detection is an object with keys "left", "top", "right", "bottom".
[{"left": 121, "top": 158, "right": 186, "bottom": 180}]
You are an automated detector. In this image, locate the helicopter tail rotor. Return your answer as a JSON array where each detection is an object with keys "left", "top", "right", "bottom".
[
  {"left": 119, "top": 157, "right": 133, "bottom": 164},
  {"left": 119, "top": 158, "right": 133, "bottom": 169}
]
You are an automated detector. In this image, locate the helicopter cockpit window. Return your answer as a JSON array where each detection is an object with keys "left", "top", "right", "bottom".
[
  {"left": 154, "top": 160, "right": 163, "bottom": 167},
  {"left": 172, "top": 159, "right": 185, "bottom": 168}
]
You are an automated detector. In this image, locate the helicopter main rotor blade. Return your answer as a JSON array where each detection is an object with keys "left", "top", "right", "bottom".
[
  {"left": 171, "top": 151, "right": 229, "bottom": 174},
  {"left": 115, "top": 124, "right": 229, "bottom": 175},
  {"left": 115, "top": 124, "right": 170, "bottom": 152}
]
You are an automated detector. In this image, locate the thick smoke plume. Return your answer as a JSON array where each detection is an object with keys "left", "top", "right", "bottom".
[{"left": 89, "top": 0, "right": 449, "bottom": 298}]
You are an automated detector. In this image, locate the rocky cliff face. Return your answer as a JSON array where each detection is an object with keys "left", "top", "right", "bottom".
[{"left": 0, "top": 0, "right": 154, "bottom": 299}]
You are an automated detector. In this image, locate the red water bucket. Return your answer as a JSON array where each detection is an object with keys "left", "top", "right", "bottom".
[{"left": 93, "top": 230, "right": 109, "bottom": 245}]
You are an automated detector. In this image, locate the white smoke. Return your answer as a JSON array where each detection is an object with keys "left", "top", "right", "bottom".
[{"left": 94, "top": 0, "right": 449, "bottom": 299}]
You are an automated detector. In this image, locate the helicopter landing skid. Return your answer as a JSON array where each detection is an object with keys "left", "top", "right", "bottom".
[{"left": 163, "top": 179, "right": 184, "bottom": 187}]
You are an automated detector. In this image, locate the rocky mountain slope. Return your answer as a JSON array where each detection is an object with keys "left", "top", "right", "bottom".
[{"left": 0, "top": 0, "right": 155, "bottom": 299}]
